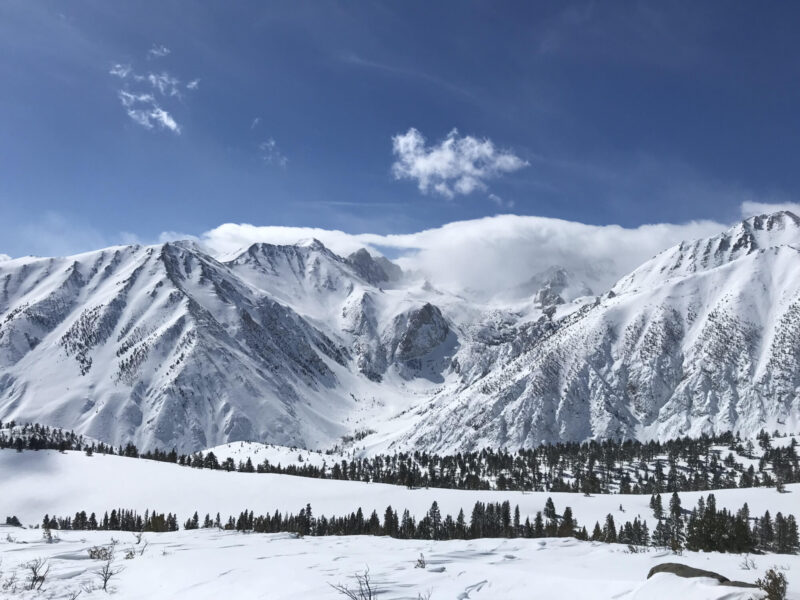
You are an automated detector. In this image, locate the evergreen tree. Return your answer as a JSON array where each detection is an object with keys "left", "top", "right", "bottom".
[
  {"left": 603, "top": 514, "right": 617, "bottom": 543},
  {"left": 558, "top": 507, "right": 575, "bottom": 538}
]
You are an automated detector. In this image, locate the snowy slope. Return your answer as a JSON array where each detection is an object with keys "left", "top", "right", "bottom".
[
  {"left": 0, "top": 241, "right": 463, "bottom": 452},
  {"left": 207, "top": 440, "right": 351, "bottom": 469},
  {"left": 2, "top": 449, "right": 799, "bottom": 536},
  {"left": 389, "top": 212, "right": 800, "bottom": 452},
  {"left": 1, "top": 450, "right": 798, "bottom": 599},
  {"left": 2, "top": 211, "right": 800, "bottom": 453}
]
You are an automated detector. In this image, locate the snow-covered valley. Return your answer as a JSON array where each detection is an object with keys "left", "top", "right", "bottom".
[{"left": 1, "top": 449, "right": 798, "bottom": 599}]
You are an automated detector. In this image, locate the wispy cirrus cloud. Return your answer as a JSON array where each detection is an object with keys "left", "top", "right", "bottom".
[
  {"left": 118, "top": 91, "right": 180, "bottom": 133},
  {"left": 341, "top": 52, "right": 475, "bottom": 101},
  {"left": 109, "top": 63, "right": 132, "bottom": 78},
  {"left": 144, "top": 72, "right": 182, "bottom": 97},
  {"left": 391, "top": 128, "right": 528, "bottom": 198},
  {"left": 147, "top": 44, "right": 170, "bottom": 59},
  {"left": 109, "top": 49, "right": 198, "bottom": 134},
  {"left": 489, "top": 193, "right": 514, "bottom": 210},
  {"left": 259, "top": 139, "right": 288, "bottom": 168}
]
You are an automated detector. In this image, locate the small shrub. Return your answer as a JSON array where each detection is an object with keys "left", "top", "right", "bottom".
[
  {"left": 88, "top": 545, "right": 114, "bottom": 561},
  {"left": 756, "top": 568, "right": 788, "bottom": 600},
  {"left": 739, "top": 555, "right": 757, "bottom": 571},
  {"left": 330, "top": 568, "right": 380, "bottom": 599},
  {"left": 25, "top": 558, "right": 49, "bottom": 591},
  {"left": 96, "top": 558, "right": 124, "bottom": 592}
]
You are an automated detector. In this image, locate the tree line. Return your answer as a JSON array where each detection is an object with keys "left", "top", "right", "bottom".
[
  {"left": 2, "top": 421, "right": 798, "bottom": 495},
  {"left": 12, "top": 494, "right": 798, "bottom": 555},
  {"left": 41, "top": 508, "right": 179, "bottom": 532}
]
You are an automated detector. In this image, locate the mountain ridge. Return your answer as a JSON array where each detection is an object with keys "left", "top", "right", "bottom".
[{"left": 1, "top": 211, "right": 799, "bottom": 453}]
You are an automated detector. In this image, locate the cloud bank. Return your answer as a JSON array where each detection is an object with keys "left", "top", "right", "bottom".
[
  {"left": 5, "top": 206, "right": 787, "bottom": 298},
  {"left": 391, "top": 128, "right": 528, "bottom": 198},
  {"left": 195, "top": 214, "right": 727, "bottom": 295},
  {"left": 740, "top": 200, "right": 800, "bottom": 218}
]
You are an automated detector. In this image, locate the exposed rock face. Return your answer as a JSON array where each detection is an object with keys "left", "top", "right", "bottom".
[
  {"left": 346, "top": 248, "right": 402, "bottom": 286},
  {"left": 510, "top": 266, "right": 594, "bottom": 307}
]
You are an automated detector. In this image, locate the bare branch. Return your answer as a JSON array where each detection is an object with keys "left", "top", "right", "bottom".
[
  {"left": 329, "top": 567, "right": 380, "bottom": 599},
  {"left": 96, "top": 558, "right": 124, "bottom": 592}
]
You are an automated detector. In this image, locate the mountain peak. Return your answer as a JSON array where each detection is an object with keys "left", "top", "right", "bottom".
[
  {"left": 346, "top": 248, "right": 402, "bottom": 286},
  {"left": 740, "top": 209, "right": 800, "bottom": 232},
  {"left": 614, "top": 209, "right": 800, "bottom": 295},
  {"left": 296, "top": 238, "right": 327, "bottom": 250}
]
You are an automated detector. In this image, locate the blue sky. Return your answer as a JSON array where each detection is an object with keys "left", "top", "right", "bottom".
[{"left": 2, "top": 1, "right": 800, "bottom": 258}]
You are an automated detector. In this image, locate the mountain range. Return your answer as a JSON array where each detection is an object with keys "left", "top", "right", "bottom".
[{"left": 1, "top": 211, "right": 798, "bottom": 453}]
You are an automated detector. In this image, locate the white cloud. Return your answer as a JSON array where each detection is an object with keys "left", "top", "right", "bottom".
[
  {"left": 259, "top": 139, "right": 288, "bottom": 168},
  {"left": 488, "top": 193, "right": 514, "bottom": 209},
  {"left": 144, "top": 72, "right": 182, "bottom": 97},
  {"left": 193, "top": 214, "right": 727, "bottom": 295},
  {"left": 147, "top": 44, "right": 171, "bottom": 59},
  {"left": 110, "top": 64, "right": 184, "bottom": 96},
  {"left": 741, "top": 201, "right": 800, "bottom": 218},
  {"left": 251, "top": 117, "right": 261, "bottom": 130},
  {"left": 391, "top": 128, "right": 528, "bottom": 198},
  {"left": 119, "top": 91, "right": 181, "bottom": 133},
  {"left": 0, "top": 253, "right": 11, "bottom": 262},
  {"left": 110, "top": 52, "right": 197, "bottom": 134},
  {"left": 119, "top": 90, "right": 155, "bottom": 106},
  {"left": 109, "top": 63, "right": 131, "bottom": 78}
]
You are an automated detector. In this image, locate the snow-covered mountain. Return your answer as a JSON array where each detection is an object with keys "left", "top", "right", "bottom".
[
  {"left": 395, "top": 211, "right": 800, "bottom": 451},
  {"left": 1, "top": 211, "right": 800, "bottom": 452},
  {"left": 0, "top": 240, "right": 456, "bottom": 451}
]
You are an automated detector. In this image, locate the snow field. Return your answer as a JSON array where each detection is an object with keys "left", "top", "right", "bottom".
[
  {"left": 2, "top": 450, "right": 799, "bottom": 535},
  {"left": 0, "top": 527, "right": 792, "bottom": 599},
  {"left": 2, "top": 449, "right": 800, "bottom": 598}
]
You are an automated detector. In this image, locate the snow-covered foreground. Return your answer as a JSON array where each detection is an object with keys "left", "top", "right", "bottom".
[
  {"left": 2, "top": 449, "right": 798, "bottom": 598},
  {"left": 0, "top": 526, "right": 790, "bottom": 600}
]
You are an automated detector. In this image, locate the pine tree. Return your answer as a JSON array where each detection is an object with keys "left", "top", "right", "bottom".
[
  {"left": 455, "top": 508, "right": 467, "bottom": 539},
  {"left": 544, "top": 497, "right": 556, "bottom": 521},
  {"left": 428, "top": 501, "right": 442, "bottom": 540},
  {"left": 533, "top": 511, "right": 544, "bottom": 538},
  {"left": 668, "top": 492, "right": 684, "bottom": 551},
  {"left": 558, "top": 507, "right": 575, "bottom": 538},
  {"left": 603, "top": 514, "right": 617, "bottom": 543}
]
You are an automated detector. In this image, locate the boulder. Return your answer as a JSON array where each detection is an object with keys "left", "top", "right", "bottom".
[{"left": 647, "top": 563, "right": 759, "bottom": 589}]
